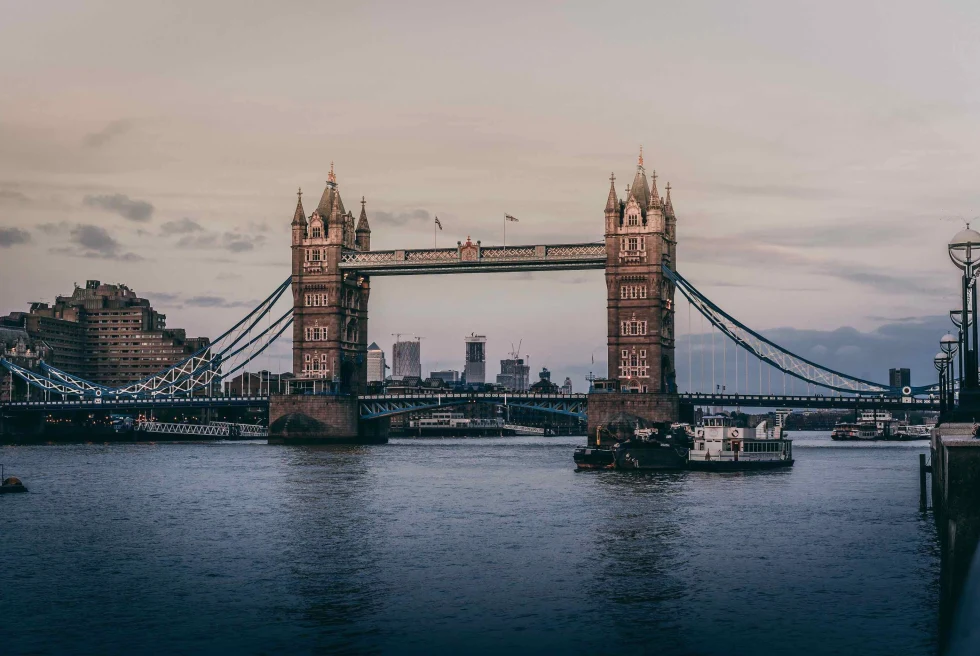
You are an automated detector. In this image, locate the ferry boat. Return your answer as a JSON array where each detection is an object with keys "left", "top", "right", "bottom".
[
  {"left": 687, "top": 415, "right": 793, "bottom": 471},
  {"left": 407, "top": 411, "right": 514, "bottom": 437},
  {"left": 830, "top": 422, "right": 878, "bottom": 441}
]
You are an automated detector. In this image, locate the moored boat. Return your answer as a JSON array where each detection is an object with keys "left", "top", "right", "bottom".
[
  {"left": 1, "top": 464, "right": 27, "bottom": 493},
  {"left": 687, "top": 415, "right": 793, "bottom": 471}
]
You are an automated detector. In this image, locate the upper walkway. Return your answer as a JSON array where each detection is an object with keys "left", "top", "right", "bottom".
[{"left": 339, "top": 242, "right": 606, "bottom": 275}]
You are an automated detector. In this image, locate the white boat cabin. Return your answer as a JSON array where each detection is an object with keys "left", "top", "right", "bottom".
[{"left": 691, "top": 415, "right": 792, "bottom": 463}]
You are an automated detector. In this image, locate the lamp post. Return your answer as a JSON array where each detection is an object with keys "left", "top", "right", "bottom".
[
  {"left": 936, "top": 352, "right": 949, "bottom": 415},
  {"left": 950, "top": 309, "right": 973, "bottom": 387},
  {"left": 942, "top": 333, "right": 959, "bottom": 410},
  {"left": 949, "top": 226, "right": 980, "bottom": 396}
]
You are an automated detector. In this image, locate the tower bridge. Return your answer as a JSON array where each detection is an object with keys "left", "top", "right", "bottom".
[{"left": 1, "top": 152, "right": 938, "bottom": 443}]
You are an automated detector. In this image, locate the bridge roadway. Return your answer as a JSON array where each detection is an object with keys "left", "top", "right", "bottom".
[
  {"left": 1, "top": 391, "right": 939, "bottom": 416},
  {"left": 679, "top": 392, "right": 940, "bottom": 411},
  {"left": 0, "top": 396, "right": 270, "bottom": 413}
]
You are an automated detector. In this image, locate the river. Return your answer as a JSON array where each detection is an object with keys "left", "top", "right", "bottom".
[{"left": 1, "top": 432, "right": 938, "bottom": 655}]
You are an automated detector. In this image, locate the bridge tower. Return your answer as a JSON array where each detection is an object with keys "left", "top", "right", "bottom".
[
  {"left": 591, "top": 150, "right": 679, "bottom": 441},
  {"left": 604, "top": 149, "right": 676, "bottom": 393},
  {"left": 289, "top": 164, "right": 371, "bottom": 394}
]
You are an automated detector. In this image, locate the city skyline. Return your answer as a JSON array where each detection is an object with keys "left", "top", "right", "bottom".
[{"left": 2, "top": 1, "right": 978, "bottom": 388}]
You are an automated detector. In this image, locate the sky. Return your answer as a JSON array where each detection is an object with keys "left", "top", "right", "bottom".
[{"left": 1, "top": 0, "right": 979, "bottom": 389}]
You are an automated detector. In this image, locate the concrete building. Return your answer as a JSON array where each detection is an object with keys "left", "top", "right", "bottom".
[
  {"left": 889, "top": 367, "right": 911, "bottom": 389},
  {"left": 430, "top": 369, "right": 460, "bottom": 385},
  {"left": 392, "top": 339, "right": 421, "bottom": 378},
  {"left": 1, "top": 280, "right": 208, "bottom": 387},
  {"left": 367, "top": 342, "right": 387, "bottom": 382},
  {"left": 0, "top": 324, "right": 50, "bottom": 402},
  {"left": 530, "top": 367, "right": 560, "bottom": 393},
  {"left": 464, "top": 333, "right": 486, "bottom": 385},
  {"left": 496, "top": 357, "right": 530, "bottom": 391},
  {"left": 561, "top": 377, "right": 573, "bottom": 394}
]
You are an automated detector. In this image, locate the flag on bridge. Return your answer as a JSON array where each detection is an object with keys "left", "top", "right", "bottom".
[
  {"left": 505, "top": 214, "right": 519, "bottom": 222},
  {"left": 434, "top": 216, "right": 443, "bottom": 230}
]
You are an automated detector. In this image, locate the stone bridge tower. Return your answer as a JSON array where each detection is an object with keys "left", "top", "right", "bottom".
[
  {"left": 590, "top": 150, "right": 679, "bottom": 441},
  {"left": 289, "top": 164, "right": 371, "bottom": 394}
]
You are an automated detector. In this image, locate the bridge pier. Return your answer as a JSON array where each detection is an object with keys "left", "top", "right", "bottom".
[
  {"left": 586, "top": 392, "right": 679, "bottom": 445},
  {"left": 268, "top": 394, "right": 388, "bottom": 445}
]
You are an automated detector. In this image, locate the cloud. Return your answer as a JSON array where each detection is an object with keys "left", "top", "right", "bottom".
[
  {"left": 176, "top": 231, "right": 266, "bottom": 252},
  {"left": 144, "top": 291, "right": 182, "bottom": 303},
  {"left": 160, "top": 217, "right": 204, "bottom": 235},
  {"left": 50, "top": 224, "right": 142, "bottom": 261},
  {"left": 83, "top": 193, "right": 154, "bottom": 222},
  {"left": 0, "top": 189, "right": 30, "bottom": 204},
  {"left": 82, "top": 119, "right": 132, "bottom": 148},
  {"left": 37, "top": 221, "right": 71, "bottom": 235},
  {"left": 372, "top": 208, "right": 431, "bottom": 226},
  {"left": 0, "top": 227, "right": 30, "bottom": 247},
  {"left": 185, "top": 295, "right": 260, "bottom": 309}
]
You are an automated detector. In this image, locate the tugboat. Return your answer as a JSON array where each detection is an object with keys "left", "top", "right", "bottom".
[
  {"left": 0, "top": 464, "right": 27, "bottom": 493},
  {"left": 687, "top": 415, "right": 793, "bottom": 471},
  {"left": 611, "top": 424, "right": 690, "bottom": 470},
  {"left": 574, "top": 422, "right": 690, "bottom": 471},
  {"left": 573, "top": 426, "right": 616, "bottom": 470}
]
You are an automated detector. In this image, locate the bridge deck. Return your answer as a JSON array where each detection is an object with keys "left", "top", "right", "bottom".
[{"left": 339, "top": 243, "right": 606, "bottom": 275}]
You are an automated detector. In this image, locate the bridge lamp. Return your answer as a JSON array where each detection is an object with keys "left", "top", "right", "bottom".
[
  {"left": 948, "top": 226, "right": 980, "bottom": 272},
  {"left": 942, "top": 333, "right": 959, "bottom": 356},
  {"left": 950, "top": 309, "right": 973, "bottom": 328},
  {"left": 950, "top": 226, "right": 980, "bottom": 391},
  {"left": 936, "top": 351, "right": 949, "bottom": 414}
]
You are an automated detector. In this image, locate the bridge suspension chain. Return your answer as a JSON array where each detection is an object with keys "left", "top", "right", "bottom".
[{"left": 663, "top": 265, "right": 927, "bottom": 396}]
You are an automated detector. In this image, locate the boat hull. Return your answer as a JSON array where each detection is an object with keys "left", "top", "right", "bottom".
[
  {"left": 687, "top": 459, "right": 794, "bottom": 472},
  {"left": 573, "top": 447, "right": 615, "bottom": 470},
  {"left": 614, "top": 444, "right": 688, "bottom": 470}
]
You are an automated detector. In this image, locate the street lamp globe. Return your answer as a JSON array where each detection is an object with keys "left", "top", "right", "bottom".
[
  {"left": 949, "top": 225, "right": 980, "bottom": 271},
  {"left": 935, "top": 352, "right": 948, "bottom": 373},
  {"left": 942, "top": 333, "right": 959, "bottom": 355}
]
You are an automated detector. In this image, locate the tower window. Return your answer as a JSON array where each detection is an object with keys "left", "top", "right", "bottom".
[{"left": 311, "top": 226, "right": 322, "bottom": 239}]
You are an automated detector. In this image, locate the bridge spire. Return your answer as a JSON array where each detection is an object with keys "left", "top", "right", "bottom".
[
  {"left": 665, "top": 182, "right": 674, "bottom": 215},
  {"left": 649, "top": 170, "right": 660, "bottom": 209},
  {"left": 291, "top": 187, "right": 307, "bottom": 226},
  {"left": 638, "top": 145, "right": 644, "bottom": 167},
  {"left": 605, "top": 173, "right": 618, "bottom": 213}
]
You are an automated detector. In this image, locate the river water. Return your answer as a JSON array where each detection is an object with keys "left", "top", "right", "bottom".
[{"left": 1, "top": 432, "right": 938, "bottom": 655}]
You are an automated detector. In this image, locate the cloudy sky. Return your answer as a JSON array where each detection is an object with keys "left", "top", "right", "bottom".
[{"left": 2, "top": 0, "right": 979, "bottom": 389}]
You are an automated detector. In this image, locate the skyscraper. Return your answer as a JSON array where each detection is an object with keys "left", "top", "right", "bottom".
[
  {"left": 496, "top": 356, "right": 529, "bottom": 391},
  {"left": 561, "top": 377, "right": 573, "bottom": 394},
  {"left": 889, "top": 368, "right": 911, "bottom": 389},
  {"left": 464, "top": 334, "right": 487, "bottom": 385},
  {"left": 367, "top": 342, "right": 387, "bottom": 382},
  {"left": 392, "top": 339, "right": 421, "bottom": 378}
]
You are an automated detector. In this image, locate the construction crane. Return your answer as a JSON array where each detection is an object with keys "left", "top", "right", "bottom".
[{"left": 509, "top": 339, "right": 523, "bottom": 360}]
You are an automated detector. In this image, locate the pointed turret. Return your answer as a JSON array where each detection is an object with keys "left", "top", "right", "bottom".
[
  {"left": 629, "top": 146, "right": 650, "bottom": 210},
  {"left": 648, "top": 170, "right": 661, "bottom": 209},
  {"left": 665, "top": 182, "right": 674, "bottom": 216},
  {"left": 605, "top": 173, "right": 618, "bottom": 213},
  {"left": 356, "top": 196, "right": 370, "bottom": 233},
  {"left": 291, "top": 188, "right": 306, "bottom": 226}
]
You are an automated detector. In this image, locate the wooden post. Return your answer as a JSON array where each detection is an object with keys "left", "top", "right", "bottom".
[{"left": 920, "top": 452, "right": 929, "bottom": 512}]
